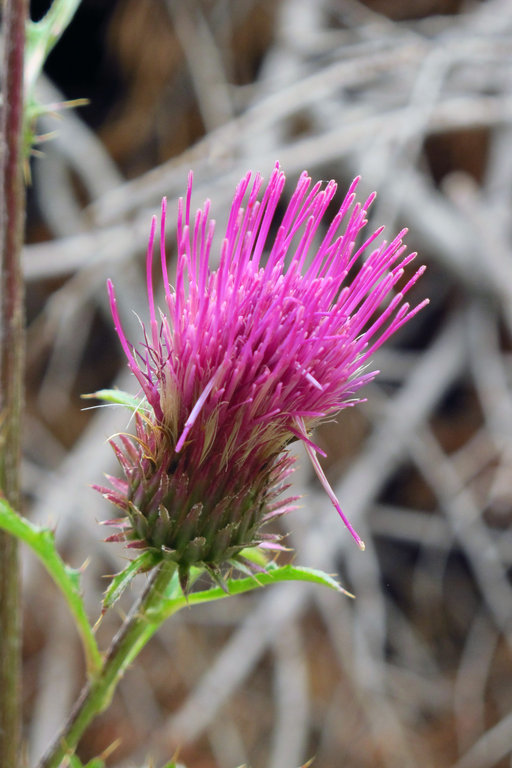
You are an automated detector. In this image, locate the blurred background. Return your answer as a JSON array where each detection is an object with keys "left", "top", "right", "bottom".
[{"left": 22, "top": 0, "right": 512, "bottom": 766}]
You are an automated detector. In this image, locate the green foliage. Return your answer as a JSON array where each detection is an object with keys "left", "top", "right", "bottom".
[
  {"left": 24, "top": 0, "right": 85, "bottom": 164},
  {"left": 25, "top": 0, "right": 82, "bottom": 93},
  {"left": 159, "top": 763, "right": 187, "bottom": 768},
  {"left": 1, "top": 493, "right": 348, "bottom": 682},
  {"left": 0, "top": 498, "right": 101, "bottom": 676},
  {"left": 135, "top": 758, "right": 314, "bottom": 768},
  {"left": 102, "top": 550, "right": 161, "bottom": 614},
  {"left": 149, "top": 759, "right": 314, "bottom": 768},
  {"left": 68, "top": 755, "right": 105, "bottom": 768},
  {"left": 82, "top": 388, "right": 149, "bottom": 413},
  {"left": 236, "top": 545, "right": 270, "bottom": 569},
  {"left": 149, "top": 560, "right": 353, "bottom": 625}
]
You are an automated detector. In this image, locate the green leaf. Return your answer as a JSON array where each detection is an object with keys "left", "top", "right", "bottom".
[
  {"left": 82, "top": 388, "right": 148, "bottom": 413},
  {"left": 102, "top": 551, "right": 161, "bottom": 615},
  {"left": 265, "top": 562, "right": 352, "bottom": 595},
  {"left": 68, "top": 756, "right": 105, "bottom": 768},
  {"left": 149, "top": 563, "right": 353, "bottom": 624},
  {"left": 25, "top": 0, "right": 82, "bottom": 95},
  {"left": 159, "top": 763, "right": 187, "bottom": 768},
  {"left": 0, "top": 498, "right": 102, "bottom": 676},
  {"left": 237, "top": 545, "right": 269, "bottom": 569}
]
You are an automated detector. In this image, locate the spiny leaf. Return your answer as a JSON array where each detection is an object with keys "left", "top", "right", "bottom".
[
  {"left": 68, "top": 756, "right": 105, "bottom": 768},
  {"left": 148, "top": 563, "right": 353, "bottom": 624},
  {"left": 64, "top": 563, "right": 82, "bottom": 592},
  {"left": 102, "top": 551, "right": 161, "bottom": 615},
  {"left": 0, "top": 497, "right": 101, "bottom": 676},
  {"left": 265, "top": 562, "right": 351, "bottom": 595}
]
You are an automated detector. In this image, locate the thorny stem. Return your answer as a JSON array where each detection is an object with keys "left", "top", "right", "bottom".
[
  {"left": 37, "top": 560, "right": 177, "bottom": 768},
  {"left": 0, "top": 0, "right": 28, "bottom": 766}
]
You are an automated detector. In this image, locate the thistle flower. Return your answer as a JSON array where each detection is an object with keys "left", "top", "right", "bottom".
[{"left": 98, "top": 165, "right": 427, "bottom": 583}]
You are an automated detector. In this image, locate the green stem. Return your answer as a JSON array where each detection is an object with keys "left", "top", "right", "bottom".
[
  {"left": 37, "top": 561, "right": 176, "bottom": 768},
  {"left": 0, "top": 0, "right": 28, "bottom": 766}
]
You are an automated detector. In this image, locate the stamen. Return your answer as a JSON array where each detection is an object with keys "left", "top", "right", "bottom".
[
  {"left": 295, "top": 417, "right": 365, "bottom": 550},
  {"left": 175, "top": 375, "right": 217, "bottom": 452}
]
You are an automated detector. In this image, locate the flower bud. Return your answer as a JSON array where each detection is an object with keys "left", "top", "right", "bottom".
[{"left": 97, "top": 165, "right": 428, "bottom": 582}]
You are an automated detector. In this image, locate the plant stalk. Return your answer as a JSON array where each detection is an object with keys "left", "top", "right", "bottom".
[
  {"left": 0, "top": 0, "right": 28, "bottom": 766},
  {"left": 37, "top": 561, "right": 176, "bottom": 768}
]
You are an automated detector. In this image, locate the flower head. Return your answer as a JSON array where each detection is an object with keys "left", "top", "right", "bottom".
[{"left": 98, "top": 165, "right": 427, "bottom": 581}]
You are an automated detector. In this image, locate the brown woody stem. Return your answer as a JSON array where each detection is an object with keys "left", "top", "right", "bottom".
[{"left": 0, "top": 0, "right": 28, "bottom": 766}]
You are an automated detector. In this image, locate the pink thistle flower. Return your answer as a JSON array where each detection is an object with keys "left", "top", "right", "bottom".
[{"left": 98, "top": 165, "right": 428, "bottom": 582}]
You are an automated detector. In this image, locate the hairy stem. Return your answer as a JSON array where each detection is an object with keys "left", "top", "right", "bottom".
[
  {"left": 0, "top": 0, "right": 28, "bottom": 766},
  {"left": 37, "top": 560, "right": 176, "bottom": 768}
]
